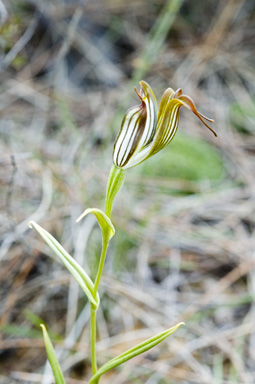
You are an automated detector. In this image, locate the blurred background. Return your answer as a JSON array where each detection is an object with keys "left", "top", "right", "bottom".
[{"left": 1, "top": 0, "right": 255, "bottom": 383}]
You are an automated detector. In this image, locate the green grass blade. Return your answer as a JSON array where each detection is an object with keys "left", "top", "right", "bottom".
[
  {"left": 89, "top": 322, "right": 184, "bottom": 383},
  {"left": 41, "top": 324, "right": 66, "bottom": 384},
  {"left": 29, "top": 221, "right": 99, "bottom": 309}
]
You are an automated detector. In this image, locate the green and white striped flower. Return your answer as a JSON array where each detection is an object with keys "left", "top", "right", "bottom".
[{"left": 113, "top": 81, "right": 217, "bottom": 169}]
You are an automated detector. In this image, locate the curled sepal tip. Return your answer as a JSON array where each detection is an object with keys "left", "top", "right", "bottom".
[
  {"left": 76, "top": 208, "right": 115, "bottom": 240},
  {"left": 29, "top": 221, "right": 99, "bottom": 309},
  {"left": 89, "top": 322, "right": 184, "bottom": 383},
  {"left": 40, "top": 324, "right": 66, "bottom": 384}
]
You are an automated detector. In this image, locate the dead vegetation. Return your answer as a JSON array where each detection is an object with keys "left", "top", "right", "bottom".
[{"left": 0, "top": 0, "right": 255, "bottom": 383}]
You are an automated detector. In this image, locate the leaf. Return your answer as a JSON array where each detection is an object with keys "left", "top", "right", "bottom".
[
  {"left": 76, "top": 208, "right": 115, "bottom": 240},
  {"left": 105, "top": 165, "right": 126, "bottom": 218},
  {"left": 41, "top": 324, "right": 66, "bottom": 384},
  {"left": 29, "top": 221, "right": 99, "bottom": 309},
  {"left": 89, "top": 322, "right": 184, "bottom": 383}
]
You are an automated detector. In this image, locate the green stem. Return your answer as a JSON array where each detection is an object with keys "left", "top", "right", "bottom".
[
  {"left": 90, "top": 305, "right": 97, "bottom": 375},
  {"left": 93, "top": 164, "right": 126, "bottom": 296},
  {"left": 93, "top": 235, "right": 110, "bottom": 296},
  {"left": 90, "top": 237, "right": 110, "bottom": 383},
  {"left": 89, "top": 165, "right": 126, "bottom": 382}
]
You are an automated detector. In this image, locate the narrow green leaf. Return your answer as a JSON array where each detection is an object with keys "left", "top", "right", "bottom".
[
  {"left": 76, "top": 208, "right": 115, "bottom": 239},
  {"left": 29, "top": 221, "right": 99, "bottom": 309},
  {"left": 89, "top": 322, "right": 184, "bottom": 383},
  {"left": 41, "top": 324, "right": 66, "bottom": 384}
]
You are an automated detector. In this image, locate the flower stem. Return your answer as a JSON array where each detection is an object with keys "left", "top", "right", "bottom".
[
  {"left": 93, "top": 235, "right": 110, "bottom": 296},
  {"left": 90, "top": 238, "right": 110, "bottom": 381},
  {"left": 90, "top": 305, "right": 97, "bottom": 375},
  {"left": 89, "top": 165, "right": 126, "bottom": 381},
  {"left": 93, "top": 164, "right": 126, "bottom": 299}
]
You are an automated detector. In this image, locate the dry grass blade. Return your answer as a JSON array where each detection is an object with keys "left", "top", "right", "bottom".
[{"left": 1, "top": 0, "right": 255, "bottom": 383}]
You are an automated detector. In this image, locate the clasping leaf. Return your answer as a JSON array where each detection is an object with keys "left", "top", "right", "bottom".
[
  {"left": 89, "top": 322, "right": 184, "bottom": 383},
  {"left": 29, "top": 221, "right": 99, "bottom": 309},
  {"left": 76, "top": 208, "right": 115, "bottom": 239}
]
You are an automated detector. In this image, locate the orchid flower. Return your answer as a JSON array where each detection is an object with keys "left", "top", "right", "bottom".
[{"left": 113, "top": 81, "right": 217, "bottom": 170}]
